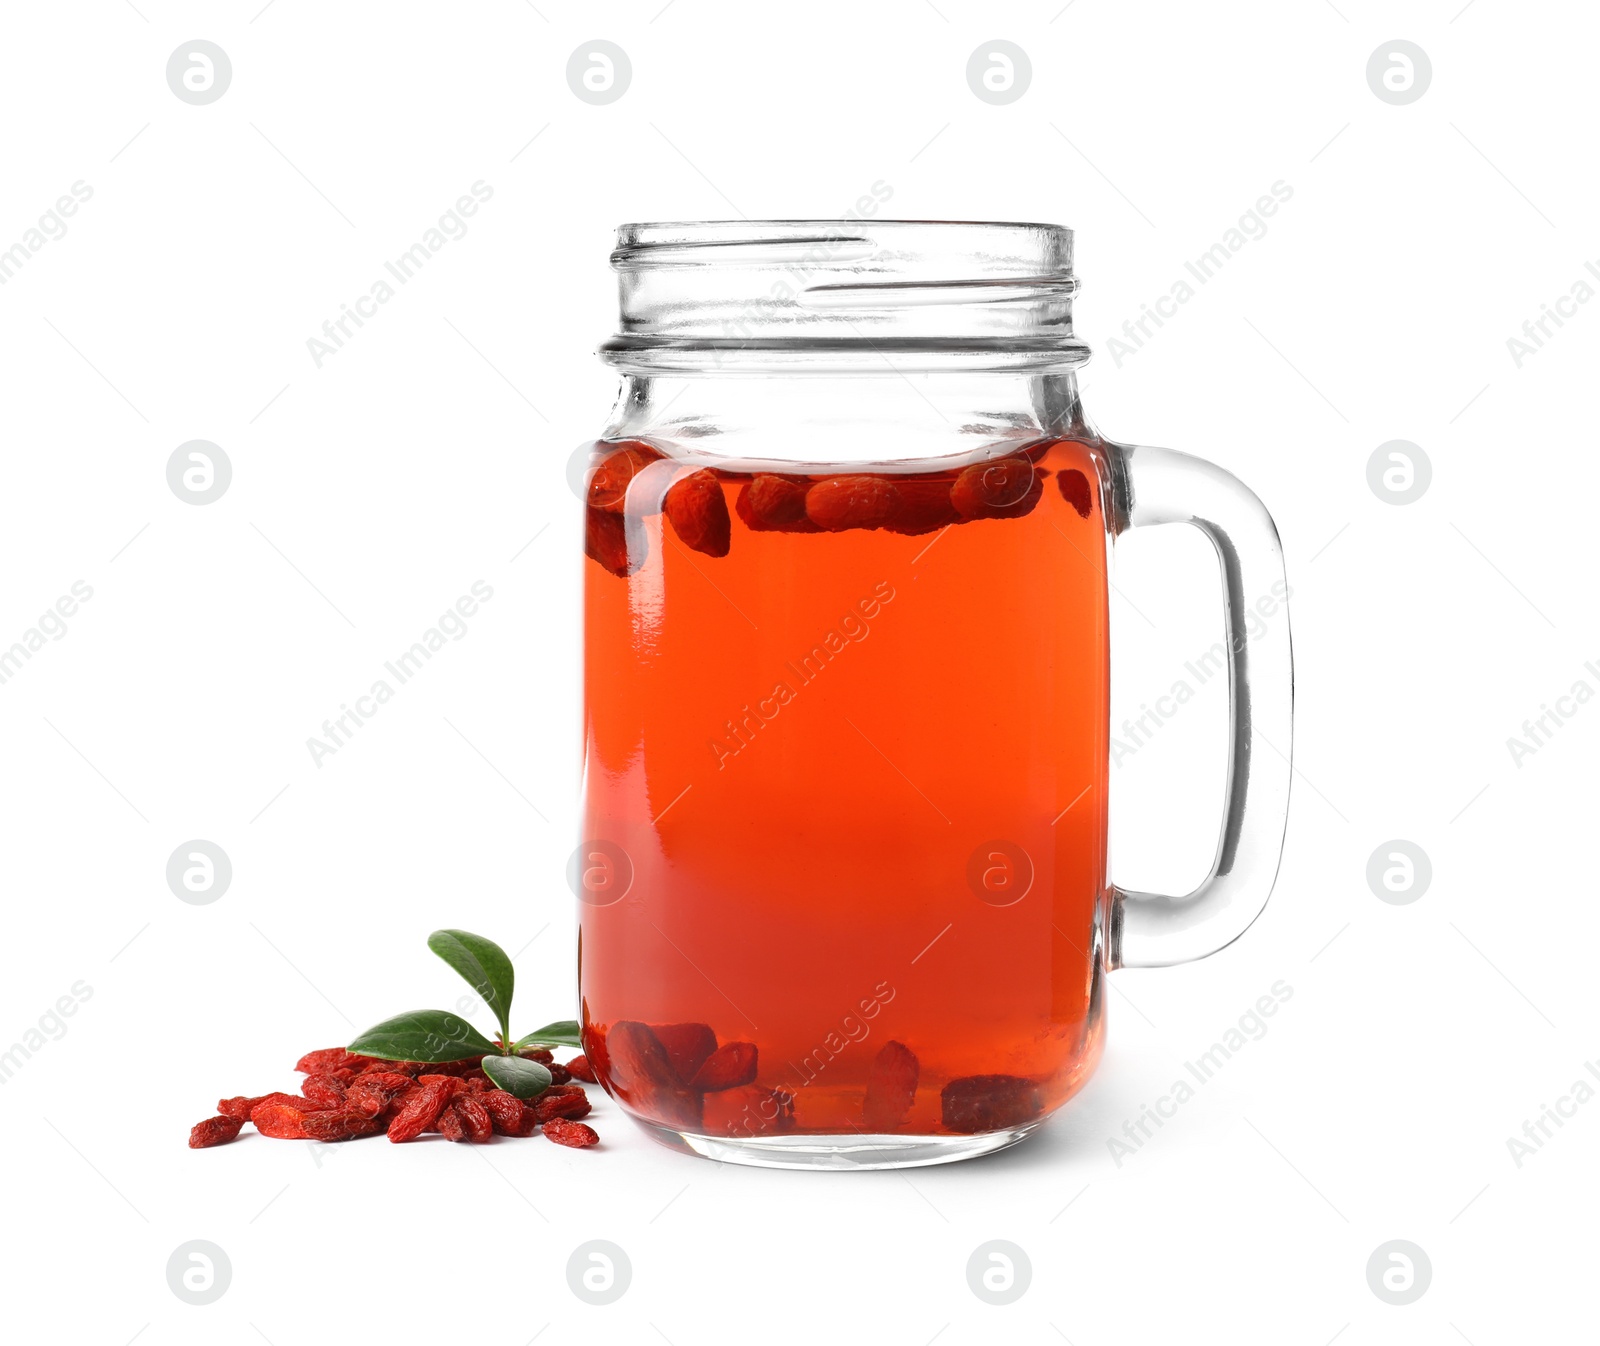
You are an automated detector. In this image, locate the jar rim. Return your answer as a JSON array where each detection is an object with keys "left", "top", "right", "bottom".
[
  {"left": 613, "top": 217, "right": 1071, "bottom": 247},
  {"left": 603, "top": 219, "right": 1086, "bottom": 371}
]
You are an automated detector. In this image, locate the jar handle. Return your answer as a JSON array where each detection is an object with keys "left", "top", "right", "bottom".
[{"left": 1108, "top": 444, "right": 1294, "bottom": 969}]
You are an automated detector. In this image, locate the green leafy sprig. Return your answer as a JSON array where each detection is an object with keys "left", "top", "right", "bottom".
[{"left": 347, "top": 929, "right": 581, "bottom": 1099}]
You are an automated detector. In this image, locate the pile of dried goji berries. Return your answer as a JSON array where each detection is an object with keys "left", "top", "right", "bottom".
[{"left": 188, "top": 1047, "right": 602, "bottom": 1149}]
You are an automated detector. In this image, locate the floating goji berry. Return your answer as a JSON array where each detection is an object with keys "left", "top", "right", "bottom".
[
  {"left": 886, "top": 478, "right": 961, "bottom": 536},
  {"left": 252, "top": 1102, "right": 311, "bottom": 1140},
  {"left": 588, "top": 440, "right": 665, "bottom": 512},
  {"left": 1058, "top": 468, "right": 1092, "bottom": 519},
  {"left": 806, "top": 475, "right": 902, "bottom": 532},
  {"left": 188, "top": 1115, "right": 244, "bottom": 1149},
  {"left": 650, "top": 1023, "right": 717, "bottom": 1084},
  {"left": 542, "top": 1118, "right": 599, "bottom": 1148},
  {"left": 940, "top": 1075, "right": 1042, "bottom": 1133},
  {"left": 584, "top": 506, "right": 647, "bottom": 578},
  {"left": 863, "top": 1040, "right": 919, "bottom": 1131},
  {"left": 688, "top": 1041, "right": 758, "bottom": 1092},
  {"left": 301, "top": 1073, "right": 348, "bottom": 1109},
  {"left": 951, "top": 456, "right": 1042, "bottom": 520},
  {"left": 566, "top": 1055, "right": 597, "bottom": 1083},
  {"left": 607, "top": 1021, "right": 702, "bottom": 1129},
  {"left": 736, "top": 475, "right": 818, "bottom": 532},
  {"left": 663, "top": 469, "right": 732, "bottom": 558}
]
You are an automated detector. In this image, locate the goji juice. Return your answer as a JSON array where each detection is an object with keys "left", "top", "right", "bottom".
[{"left": 579, "top": 436, "right": 1110, "bottom": 1146}]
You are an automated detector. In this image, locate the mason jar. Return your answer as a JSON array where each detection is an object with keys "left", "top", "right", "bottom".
[{"left": 572, "top": 221, "right": 1292, "bottom": 1169}]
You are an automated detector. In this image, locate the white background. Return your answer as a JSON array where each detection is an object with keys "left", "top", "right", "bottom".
[{"left": 2, "top": 2, "right": 1596, "bottom": 1342}]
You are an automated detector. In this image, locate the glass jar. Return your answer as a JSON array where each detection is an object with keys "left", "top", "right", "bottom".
[{"left": 574, "top": 221, "right": 1292, "bottom": 1169}]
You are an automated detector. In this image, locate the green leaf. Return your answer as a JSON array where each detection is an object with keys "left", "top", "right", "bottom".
[
  {"left": 348, "top": 1009, "right": 499, "bottom": 1063},
  {"left": 512, "top": 1019, "right": 582, "bottom": 1050},
  {"left": 481, "top": 1054, "right": 552, "bottom": 1099},
  {"left": 427, "top": 929, "right": 515, "bottom": 1047}
]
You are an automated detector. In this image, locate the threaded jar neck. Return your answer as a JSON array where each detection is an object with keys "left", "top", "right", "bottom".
[{"left": 600, "top": 220, "right": 1090, "bottom": 375}]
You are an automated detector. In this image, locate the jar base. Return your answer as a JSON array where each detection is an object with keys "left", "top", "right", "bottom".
[{"left": 633, "top": 1120, "right": 1042, "bottom": 1170}]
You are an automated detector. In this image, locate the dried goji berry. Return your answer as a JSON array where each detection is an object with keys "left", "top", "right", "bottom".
[
  {"left": 542, "top": 1118, "right": 600, "bottom": 1148},
  {"left": 480, "top": 1089, "right": 533, "bottom": 1136},
  {"left": 1058, "top": 468, "right": 1092, "bottom": 519},
  {"left": 418, "top": 1060, "right": 484, "bottom": 1079},
  {"left": 452, "top": 1094, "right": 494, "bottom": 1143},
  {"left": 566, "top": 1055, "right": 597, "bottom": 1083},
  {"left": 546, "top": 1063, "right": 572, "bottom": 1086},
  {"left": 386, "top": 1078, "right": 454, "bottom": 1144},
  {"left": 584, "top": 506, "right": 647, "bottom": 578},
  {"left": 217, "top": 1095, "right": 266, "bottom": 1121},
  {"left": 736, "top": 474, "right": 818, "bottom": 532},
  {"left": 300, "top": 1110, "right": 383, "bottom": 1142},
  {"left": 352, "top": 1061, "right": 417, "bottom": 1079},
  {"left": 188, "top": 1115, "right": 244, "bottom": 1149},
  {"left": 295, "top": 1047, "right": 355, "bottom": 1075},
  {"left": 435, "top": 1104, "right": 467, "bottom": 1142},
  {"left": 587, "top": 440, "right": 665, "bottom": 512},
  {"left": 650, "top": 1023, "right": 717, "bottom": 1084},
  {"left": 863, "top": 1040, "right": 919, "bottom": 1131},
  {"left": 416, "top": 1074, "right": 466, "bottom": 1092},
  {"left": 606, "top": 1021, "right": 702, "bottom": 1129},
  {"left": 301, "top": 1073, "right": 348, "bottom": 1109},
  {"left": 950, "top": 456, "right": 1042, "bottom": 520},
  {"left": 519, "top": 1047, "right": 555, "bottom": 1064},
  {"left": 358, "top": 1069, "right": 415, "bottom": 1092},
  {"left": 806, "top": 475, "right": 901, "bottom": 532},
  {"left": 344, "top": 1072, "right": 414, "bottom": 1119},
  {"left": 251, "top": 1103, "right": 311, "bottom": 1140},
  {"left": 663, "top": 469, "right": 731, "bottom": 558},
  {"left": 885, "top": 478, "right": 961, "bottom": 536},
  {"left": 702, "top": 1086, "right": 795, "bottom": 1138},
  {"left": 939, "top": 1075, "right": 1043, "bottom": 1133},
  {"left": 221, "top": 1092, "right": 314, "bottom": 1121},
  {"left": 688, "top": 1041, "right": 758, "bottom": 1092},
  {"left": 531, "top": 1091, "right": 594, "bottom": 1125}
]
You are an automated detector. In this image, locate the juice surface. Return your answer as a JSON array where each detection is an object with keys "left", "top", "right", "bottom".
[{"left": 579, "top": 437, "right": 1111, "bottom": 1139}]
